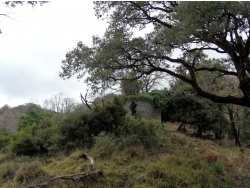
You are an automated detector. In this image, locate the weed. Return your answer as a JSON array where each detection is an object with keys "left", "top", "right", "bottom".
[
  {"left": 211, "top": 162, "right": 224, "bottom": 175},
  {"left": 14, "top": 162, "right": 49, "bottom": 184}
]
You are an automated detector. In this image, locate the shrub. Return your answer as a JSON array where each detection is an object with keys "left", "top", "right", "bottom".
[
  {"left": 10, "top": 128, "right": 39, "bottom": 156},
  {"left": 58, "top": 96, "right": 127, "bottom": 151},
  {"left": 117, "top": 118, "right": 166, "bottom": 149},
  {"left": 18, "top": 104, "right": 52, "bottom": 131},
  {"left": 11, "top": 118, "right": 60, "bottom": 156},
  {"left": 93, "top": 132, "right": 116, "bottom": 158},
  {"left": 0, "top": 129, "right": 13, "bottom": 152},
  {"left": 57, "top": 112, "right": 91, "bottom": 151},
  {"left": 0, "top": 135, "right": 10, "bottom": 150}
]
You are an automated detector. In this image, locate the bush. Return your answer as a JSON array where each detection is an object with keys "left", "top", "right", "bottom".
[
  {"left": 92, "top": 118, "right": 167, "bottom": 156},
  {"left": 18, "top": 104, "right": 52, "bottom": 131},
  {"left": 58, "top": 96, "right": 127, "bottom": 151},
  {"left": 93, "top": 132, "right": 116, "bottom": 158},
  {"left": 117, "top": 118, "right": 166, "bottom": 149},
  {"left": 10, "top": 128, "right": 39, "bottom": 156},
  {"left": 57, "top": 112, "right": 91, "bottom": 152},
  {"left": 11, "top": 118, "right": 60, "bottom": 156},
  {"left": 0, "top": 129, "right": 12, "bottom": 151}
]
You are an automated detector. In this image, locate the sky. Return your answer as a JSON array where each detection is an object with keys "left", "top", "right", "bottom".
[{"left": 0, "top": 1, "right": 108, "bottom": 107}]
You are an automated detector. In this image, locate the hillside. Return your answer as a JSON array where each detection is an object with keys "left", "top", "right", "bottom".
[
  {"left": 1, "top": 122, "right": 250, "bottom": 188},
  {"left": 0, "top": 105, "right": 29, "bottom": 132}
]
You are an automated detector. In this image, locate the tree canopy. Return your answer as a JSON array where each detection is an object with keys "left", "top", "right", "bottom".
[{"left": 60, "top": 1, "right": 250, "bottom": 107}]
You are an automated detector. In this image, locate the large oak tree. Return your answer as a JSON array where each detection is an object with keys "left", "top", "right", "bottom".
[{"left": 60, "top": 1, "right": 250, "bottom": 107}]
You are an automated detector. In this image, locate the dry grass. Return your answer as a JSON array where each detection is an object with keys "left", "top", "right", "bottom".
[{"left": 1, "top": 123, "right": 250, "bottom": 187}]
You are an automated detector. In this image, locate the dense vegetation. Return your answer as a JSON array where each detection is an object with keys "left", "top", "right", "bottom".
[{"left": 0, "top": 89, "right": 250, "bottom": 187}]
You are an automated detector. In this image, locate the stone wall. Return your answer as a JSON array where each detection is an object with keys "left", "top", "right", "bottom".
[{"left": 124, "top": 99, "right": 161, "bottom": 122}]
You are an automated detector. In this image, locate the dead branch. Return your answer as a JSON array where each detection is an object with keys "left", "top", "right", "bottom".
[
  {"left": 80, "top": 91, "right": 99, "bottom": 109},
  {"left": 26, "top": 152, "right": 102, "bottom": 188},
  {"left": 1, "top": 175, "right": 14, "bottom": 184},
  {"left": 26, "top": 170, "right": 102, "bottom": 188},
  {"left": 80, "top": 91, "right": 92, "bottom": 110}
]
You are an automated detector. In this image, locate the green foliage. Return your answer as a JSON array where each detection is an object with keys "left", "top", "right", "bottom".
[
  {"left": 0, "top": 128, "right": 12, "bottom": 151},
  {"left": 117, "top": 118, "right": 166, "bottom": 149},
  {"left": 151, "top": 84, "right": 228, "bottom": 137},
  {"left": 58, "top": 95, "right": 166, "bottom": 153},
  {"left": 18, "top": 104, "right": 51, "bottom": 131},
  {"left": 93, "top": 132, "right": 116, "bottom": 158},
  {"left": 88, "top": 96, "right": 127, "bottom": 135},
  {"left": 121, "top": 71, "right": 142, "bottom": 96},
  {"left": 211, "top": 162, "right": 224, "bottom": 175},
  {"left": 11, "top": 118, "right": 60, "bottom": 156},
  {"left": 58, "top": 96, "right": 127, "bottom": 151},
  {"left": 10, "top": 128, "right": 39, "bottom": 156},
  {"left": 60, "top": 1, "right": 250, "bottom": 107},
  {"left": 57, "top": 112, "right": 90, "bottom": 152},
  {"left": 128, "top": 93, "right": 154, "bottom": 103}
]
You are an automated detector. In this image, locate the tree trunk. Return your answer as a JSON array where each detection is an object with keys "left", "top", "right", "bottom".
[
  {"left": 228, "top": 109, "right": 241, "bottom": 147},
  {"left": 197, "top": 125, "right": 203, "bottom": 138},
  {"left": 177, "top": 122, "right": 186, "bottom": 132}
]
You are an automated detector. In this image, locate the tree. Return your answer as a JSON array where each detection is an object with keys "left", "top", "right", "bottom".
[
  {"left": 151, "top": 84, "right": 228, "bottom": 138},
  {"left": 194, "top": 59, "right": 244, "bottom": 146},
  {"left": 18, "top": 104, "right": 51, "bottom": 130},
  {"left": 120, "top": 71, "right": 165, "bottom": 96},
  {"left": 120, "top": 71, "right": 142, "bottom": 96},
  {"left": 43, "top": 93, "right": 77, "bottom": 114},
  {"left": 60, "top": 2, "right": 250, "bottom": 107}
]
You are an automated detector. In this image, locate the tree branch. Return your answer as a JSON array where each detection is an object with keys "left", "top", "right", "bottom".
[
  {"left": 129, "top": 1, "right": 173, "bottom": 28},
  {"left": 194, "top": 67, "right": 238, "bottom": 76}
]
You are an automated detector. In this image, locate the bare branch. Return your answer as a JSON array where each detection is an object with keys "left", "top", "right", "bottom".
[{"left": 80, "top": 92, "right": 92, "bottom": 110}]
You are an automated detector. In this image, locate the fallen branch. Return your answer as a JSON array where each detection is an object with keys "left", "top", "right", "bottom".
[
  {"left": 26, "top": 170, "right": 102, "bottom": 188},
  {"left": 1, "top": 175, "right": 14, "bottom": 184},
  {"left": 26, "top": 152, "right": 101, "bottom": 188}
]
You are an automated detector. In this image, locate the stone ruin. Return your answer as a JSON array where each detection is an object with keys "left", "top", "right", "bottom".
[{"left": 124, "top": 99, "right": 161, "bottom": 122}]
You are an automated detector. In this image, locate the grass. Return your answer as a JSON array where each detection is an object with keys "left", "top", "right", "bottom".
[
  {"left": 211, "top": 162, "right": 224, "bottom": 175},
  {"left": 1, "top": 124, "right": 250, "bottom": 187}
]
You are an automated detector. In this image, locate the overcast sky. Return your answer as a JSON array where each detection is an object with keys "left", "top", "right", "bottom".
[{"left": 0, "top": 1, "right": 108, "bottom": 107}]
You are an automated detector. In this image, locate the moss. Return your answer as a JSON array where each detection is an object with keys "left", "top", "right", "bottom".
[{"left": 125, "top": 94, "right": 154, "bottom": 103}]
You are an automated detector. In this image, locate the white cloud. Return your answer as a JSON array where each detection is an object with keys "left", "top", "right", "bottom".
[{"left": 0, "top": 1, "right": 108, "bottom": 107}]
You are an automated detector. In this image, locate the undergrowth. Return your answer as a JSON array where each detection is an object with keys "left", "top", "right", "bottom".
[{"left": 0, "top": 129, "right": 243, "bottom": 188}]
